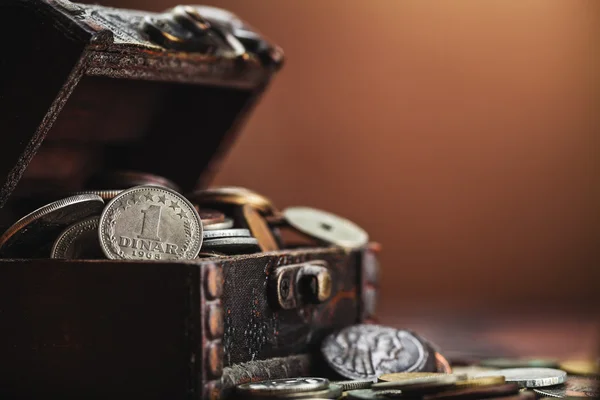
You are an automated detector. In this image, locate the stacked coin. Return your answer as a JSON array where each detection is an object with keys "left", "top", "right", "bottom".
[{"left": 235, "top": 377, "right": 342, "bottom": 399}]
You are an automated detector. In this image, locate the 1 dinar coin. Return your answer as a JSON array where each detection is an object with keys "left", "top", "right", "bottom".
[
  {"left": 51, "top": 216, "right": 103, "bottom": 259},
  {"left": 533, "top": 376, "right": 599, "bottom": 398},
  {"left": 0, "top": 194, "right": 105, "bottom": 258},
  {"left": 476, "top": 368, "right": 567, "bottom": 388},
  {"left": 99, "top": 186, "right": 202, "bottom": 260},
  {"left": 236, "top": 377, "right": 329, "bottom": 397},
  {"left": 283, "top": 207, "right": 368, "bottom": 248}
]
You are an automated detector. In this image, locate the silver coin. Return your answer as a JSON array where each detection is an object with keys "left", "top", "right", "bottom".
[
  {"left": 321, "top": 324, "right": 432, "bottom": 381},
  {"left": 476, "top": 368, "right": 567, "bottom": 388},
  {"left": 203, "top": 217, "right": 234, "bottom": 230},
  {"left": 236, "top": 377, "right": 329, "bottom": 396},
  {"left": 281, "top": 384, "right": 343, "bottom": 399},
  {"left": 283, "top": 207, "right": 368, "bottom": 248},
  {"left": 347, "top": 389, "right": 394, "bottom": 399},
  {"left": 332, "top": 380, "right": 374, "bottom": 391},
  {"left": 98, "top": 186, "right": 202, "bottom": 260},
  {"left": 203, "top": 229, "right": 251, "bottom": 239},
  {"left": 201, "top": 237, "right": 260, "bottom": 253},
  {"left": 533, "top": 376, "right": 599, "bottom": 398},
  {"left": 72, "top": 190, "right": 123, "bottom": 200},
  {"left": 0, "top": 194, "right": 105, "bottom": 258},
  {"left": 51, "top": 216, "right": 103, "bottom": 259}
]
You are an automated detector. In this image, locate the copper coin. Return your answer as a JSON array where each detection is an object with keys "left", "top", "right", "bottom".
[
  {"left": 423, "top": 382, "right": 520, "bottom": 399},
  {"left": 242, "top": 204, "right": 278, "bottom": 252},
  {"left": 436, "top": 352, "right": 453, "bottom": 373},
  {"left": 198, "top": 209, "right": 225, "bottom": 226}
]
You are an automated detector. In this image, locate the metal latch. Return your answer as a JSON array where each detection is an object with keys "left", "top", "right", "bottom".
[{"left": 270, "top": 262, "right": 332, "bottom": 310}]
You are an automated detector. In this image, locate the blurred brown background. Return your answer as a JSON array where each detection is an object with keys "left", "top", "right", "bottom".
[{"left": 85, "top": 0, "right": 599, "bottom": 353}]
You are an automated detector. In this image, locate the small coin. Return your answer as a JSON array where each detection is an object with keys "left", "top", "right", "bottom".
[
  {"left": 453, "top": 375, "right": 506, "bottom": 388},
  {"left": 203, "top": 217, "right": 234, "bottom": 230},
  {"left": 347, "top": 389, "right": 393, "bottom": 399},
  {"left": 451, "top": 365, "right": 498, "bottom": 377},
  {"left": 480, "top": 358, "right": 559, "bottom": 369},
  {"left": 372, "top": 374, "right": 461, "bottom": 392},
  {"left": 533, "top": 376, "right": 599, "bottom": 398},
  {"left": 236, "top": 377, "right": 329, "bottom": 397},
  {"left": 72, "top": 189, "right": 123, "bottom": 200},
  {"left": 436, "top": 352, "right": 453, "bottom": 373},
  {"left": 202, "top": 237, "right": 260, "bottom": 254},
  {"left": 99, "top": 186, "right": 202, "bottom": 260},
  {"left": 87, "top": 171, "right": 180, "bottom": 192},
  {"left": 559, "top": 360, "right": 600, "bottom": 376},
  {"left": 51, "top": 216, "right": 103, "bottom": 259},
  {"left": 278, "top": 384, "right": 343, "bottom": 399},
  {"left": 203, "top": 229, "right": 251, "bottom": 239},
  {"left": 198, "top": 209, "right": 226, "bottom": 226},
  {"left": 188, "top": 186, "right": 277, "bottom": 215},
  {"left": 423, "top": 383, "right": 520, "bottom": 400},
  {"left": 284, "top": 207, "right": 369, "bottom": 248},
  {"left": 332, "top": 380, "right": 374, "bottom": 391},
  {"left": 378, "top": 372, "right": 446, "bottom": 382},
  {"left": 476, "top": 368, "right": 567, "bottom": 388},
  {"left": 243, "top": 204, "right": 279, "bottom": 252},
  {"left": 322, "top": 325, "right": 434, "bottom": 381},
  {"left": 0, "top": 194, "right": 105, "bottom": 258}
]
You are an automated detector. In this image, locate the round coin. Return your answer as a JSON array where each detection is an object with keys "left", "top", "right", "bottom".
[
  {"left": 278, "top": 384, "right": 343, "bottom": 399},
  {"left": 201, "top": 237, "right": 260, "bottom": 254},
  {"left": 559, "top": 360, "right": 599, "bottom": 376},
  {"left": 0, "top": 194, "right": 105, "bottom": 258},
  {"left": 98, "top": 186, "right": 202, "bottom": 260},
  {"left": 236, "top": 377, "right": 329, "bottom": 397},
  {"left": 188, "top": 186, "right": 277, "bottom": 215},
  {"left": 533, "top": 376, "right": 599, "bottom": 398},
  {"left": 203, "top": 229, "right": 251, "bottom": 239},
  {"left": 454, "top": 376, "right": 506, "bottom": 388},
  {"left": 72, "top": 190, "right": 123, "bottom": 200},
  {"left": 243, "top": 204, "right": 279, "bottom": 252},
  {"left": 332, "top": 380, "right": 374, "bottom": 391},
  {"left": 198, "top": 209, "right": 225, "bottom": 226},
  {"left": 480, "top": 358, "right": 559, "bottom": 369},
  {"left": 372, "top": 374, "right": 461, "bottom": 392},
  {"left": 284, "top": 207, "right": 369, "bottom": 248},
  {"left": 476, "top": 368, "right": 567, "bottom": 388},
  {"left": 203, "top": 217, "right": 234, "bottom": 230},
  {"left": 51, "top": 216, "right": 103, "bottom": 259},
  {"left": 347, "top": 389, "right": 393, "bottom": 399},
  {"left": 321, "top": 325, "right": 433, "bottom": 381},
  {"left": 379, "top": 372, "right": 445, "bottom": 382},
  {"left": 436, "top": 352, "right": 453, "bottom": 373}
]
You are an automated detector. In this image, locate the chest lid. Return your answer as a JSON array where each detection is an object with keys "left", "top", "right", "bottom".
[{"left": 0, "top": 0, "right": 283, "bottom": 208}]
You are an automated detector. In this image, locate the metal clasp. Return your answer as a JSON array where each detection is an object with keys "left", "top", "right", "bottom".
[{"left": 270, "top": 262, "right": 332, "bottom": 310}]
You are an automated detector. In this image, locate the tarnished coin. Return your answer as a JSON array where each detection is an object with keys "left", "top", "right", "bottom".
[
  {"left": 188, "top": 186, "right": 277, "bottom": 215},
  {"left": 423, "top": 383, "right": 520, "bottom": 400},
  {"left": 533, "top": 376, "right": 599, "bottom": 398},
  {"left": 279, "top": 384, "right": 343, "bottom": 399},
  {"left": 347, "top": 389, "right": 394, "bottom": 399},
  {"left": 0, "top": 194, "right": 105, "bottom": 258},
  {"left": 559, "top": 360, "right": 600, "bottom": 376},
  {"left": 436, "top": 352, "right": 453, "bottom": 373},
  {"left": 284, "top": 207, "right": 368, "bottom": 248},
  {"left": 73, "top": 190, "right": 123, "bottom": 200},
  {"left": 332, "top": 380, "right": 374, "bottom": 391},
  {"left": 203, "top": 229, "right": 251, "bottom": 239},
  {"left": 236, "top": 377, "right": 329, "bottom": 397},
  {"left": 201, "top": 237, "right": 260, "bottom": 254},
  {"left": 379, "top": 372, "right": 446, "bottom": 382},
  {"left": 480, "top": 358, "right": 559, "bottom": 369},
  {"left": 453, "top": 375, "right": 506, "bottom": 388},
  {"left": 372, "top": 374, "right": 461, "bottom": 392},
  {"left": 476, "top": 368, "right": 567, "bottom": 388},
  {"left": 243, "top": 204, "right": 279, "bottom": 252},
  {"left": 51, "top": 216, "right": 103, "bottom": 259},
  {"left": 87, "top": 170, "right": 180, "bottom": 192},
  {"left": 321, "top": 325, "right": 433, "bottom": 381},
  {"left": 99, "top": 186, "right": 202, "bottom": 260},
  {"left": 198, "top": 209, "right": 226, "bottom": 226},
  {"left": 203, "top": 217, "right": 234, "bottom": 230}
]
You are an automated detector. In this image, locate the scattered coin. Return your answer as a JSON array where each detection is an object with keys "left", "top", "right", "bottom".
[
  {"left": 436, "top": 352, "right": 453, "bottom": 373},
  {"left": 378, "top": 372, "right": 446, "bottom": 382},
  {"left": 203, "top": 217, "right": 234, "bottom": 230},
  {"left": 203, "top": 229, "right": 251, "bottom": 239},
  {"left": 188, "top": 186, "right": 277, "bottom": 215},
  {"left": 236, "top": 377, "right": 329, "bottom": 397},
  {"left": 452, "top": 365, "right": 498, "bottom": 377},
  {"left": 372, "top": 374, "right": 461, "bottom": 392},
  {"left": 424, "top": 383, "right": 521, "bottom": 400},
  {"left": 98, "top": 186, "right": 202, "bottom": 260},
  {"left": 283, "top": 207, "right": 369, "bottom": 248},
  {"left": 198, "top": 208, "right": 226, "bottom": 226},
  {"left": 72, "top": 189, "right": 123, "bottom": 200},
  {"left": 533, "top": 376, "right": 599, "bottom": 398},
  {"left": 201, "top": 237, "right": 260, "bottom": 254},
  {"left": 559, "top": 360, "right": 599, "bottom": 376},
  {"left": 321, "top": 325, "right": 434, "bottom": 381},
  {"left": 476, "top": 368, "right": 567, "bottom": 388},
  {"left": 50, "top": 216, "right": 103, "bottom": 259},
  {"left": 243, "top": 204, "right": 279, "bottom": 252},
  {"left": 0, "top": 194, "right": 105, "bottom": 258},
  {"left": 480, "top": 358, "right": 559, "bottom": 369},
  {"left": 332, "top": 380, "right": 374, "bottom": 391}
]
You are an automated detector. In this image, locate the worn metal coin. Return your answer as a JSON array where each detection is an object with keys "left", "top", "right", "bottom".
[
  {"left": 332, "top": 380, "right": 374, "bottom": 391},
  {"left": 73, "top": 190, "right": 123, "bottom": 200},
  {"left": 378, "top": 372, "right": 446, "bottom": 382},
  {"left": 201, "top": 237, "right": 260, "bottom": 254},
  {"left": 51, "top": 216, "right": 103, "bottom": 259},
  {"left": 373, "top": 374, "right": 461, "bottom": 392},
  {"left": 284, "top": 207, "right": 369, "bottom": 248},
  {"left": 454, "top": 375, "right": 506, "bottom": 388},
  {"left": 559, "top": 360, "right": 600, "bottom": 376},
  {"left": 203, "top": 217, "right": 234, "bottom": 230},
  {"left": 533, "top": 376, "right": 599, "bottom": 398},
  {"left": 436, "top": 352, "right": 453, "bottom": 373},
  {"left": 321, "top": 325, "right": 433, "bottom": 381},
  {"left": 198, "top": 209, "right": 226, "bottom": 226},
  {"left": 480, "top": 358, "right": 559, "bottom": 369},
  {"left": 279, "top": 384, "right": 343, "bottom": 399},
  {"left": 243, "top": 204, "right": 279, "bottom": 252},
  {"left": 0, "top": 194, "right": 105, "bottom": 258},
  {"left": 236, "top": 377, "right": 329, "bottom": 397},
  {"left": 99, "top": 186, "right": 202, "bottom": 260},
  {"left": 203, "top": 229, "right": 251, "bottom": 239},
  {"left": 347, "top": 389, "right": 393, "bottom": 399},
  {"left": 423, "top": 383, "right": 520, "bottom": 400},
  {"left": 476, "top": 368, "right": 567, "bottom": 388},
  {"left": 188, "top": 186, "right": 277, "bottom": 215}
]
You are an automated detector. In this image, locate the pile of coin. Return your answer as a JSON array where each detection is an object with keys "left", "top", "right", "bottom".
[
  {"left": 233, "top": 323, "right": 599, "bottom": 399},
  {"left": 0, "top": 171, "right": 371, "bottom": 260}
]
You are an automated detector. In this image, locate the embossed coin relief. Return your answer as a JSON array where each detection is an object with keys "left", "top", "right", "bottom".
[{"left": 98, "top": 186, "right": 202, "bottom": 260}]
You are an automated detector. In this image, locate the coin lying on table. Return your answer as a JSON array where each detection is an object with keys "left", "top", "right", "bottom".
[
  {"left": 559, "top": 360, "right": 599, "bottom": 376},
  {"left": 236, "top": 377, "right": 329, "bottom": 397},
  {"left": 332, "top": 380, "right": 374, "bottom": 391},
  {"left": 476, "top": 367, "right": 567, "bottom": 388},
  {"left": 378, "top": 372, "right": 446, "bottom": 382},
  {"left": 533, "top": 376, "right": 599, "bottom": 398},
  {"left": 51, "top": 216, "right": 103, "bottom": 259},
  {"left": 321, "top": 325, "right": 434, "bottom": 381},
  {"left": 98, "top": 186, "right": 202, "bottom": 260},
  {"left": 283, "top": 207, "right": 368, "bottom": 248},
  {"left": 372, "top": 374, "right": 461, "bottom": 392},
  {"left": 203, "top": 229, "right": 251, "bottom": 239},
  {"left": 0, "top": 194, "right": 105, "bottom": 258}
]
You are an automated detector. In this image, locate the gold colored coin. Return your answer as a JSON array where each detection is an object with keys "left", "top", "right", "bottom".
[
  {"left": 243, "top": 204, "right": 279, "bottom": 252},
  {"left": 378, "top": 372, "right": 444, "bottom": 382},
  {"left": 454, "top": 376, "right": 506, "bottom": 388},
  {"left": 188, "top": 186, "right": 277, "bottom": 215},
  {"left": 560, "top": 360, "right": 600, "bottom": 376}
]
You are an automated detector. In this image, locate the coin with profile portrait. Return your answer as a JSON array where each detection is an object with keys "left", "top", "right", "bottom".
[{"left": 321, "top": 324, "right": 434, "bottom": 380}]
